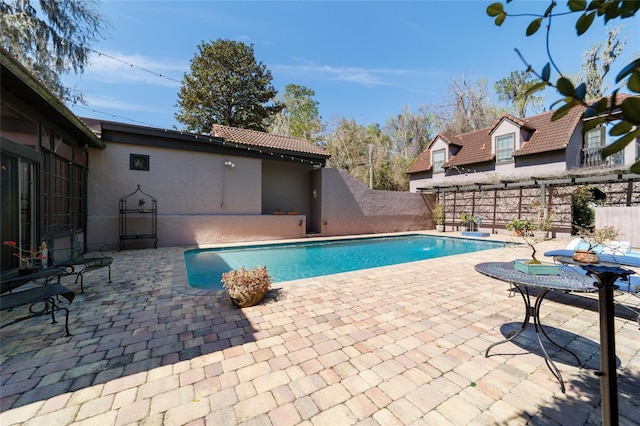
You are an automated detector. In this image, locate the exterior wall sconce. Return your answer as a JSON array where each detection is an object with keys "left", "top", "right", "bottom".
[
  {"left": 224, "top": 161, "right": 235, "bottom": 168},
  {"left": 312, "top": 189, "right": 317, "bottom": 199}
]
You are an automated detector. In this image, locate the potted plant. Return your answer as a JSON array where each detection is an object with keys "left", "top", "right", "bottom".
[
  {"left": 573, "top": 225, "right": 621, "bottom": 263},
  {"left": 510, "top": 204, "right": 558, "bottom": 274},
  {"left": 460, "top": 213, "right": 477, "bottom": 232},
  {"left": 221, "top": 266, "right": 272, "bottom": 307},
  {"left": 432, "top": 203, "right": 446, "bottom": 232},
  {"left": 3, "top": 240, "right": 47, "bottom": 274},
  {"left": 506, "top": 218, "right": 534, "bottom": 237}
]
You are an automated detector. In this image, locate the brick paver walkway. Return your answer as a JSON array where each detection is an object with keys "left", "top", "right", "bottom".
[{"left": 1, "top": 233, "right": 639, "bottom": 425}]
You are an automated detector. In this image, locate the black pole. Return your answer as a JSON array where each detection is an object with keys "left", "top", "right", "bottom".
[{"left": 583, "top": 265, "right": 634, "bottom": 426}]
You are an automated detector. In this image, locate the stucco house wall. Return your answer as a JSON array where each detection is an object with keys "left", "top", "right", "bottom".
[
  {"left": 89, "top": 142, "right": 262, "bottom": 216},
  {"left": 564, "top": 122, "right": 586, "bottom": 169},
  {"left": 87, "top": 142, "right": 310, "bottom": 248},
  {"left": 87, "top": 142, "right": 431, "bottom": 248}
]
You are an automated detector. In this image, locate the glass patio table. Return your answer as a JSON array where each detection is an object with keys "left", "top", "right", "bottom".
[{"left": 475, "top": 261, "right": 597, "bottom": 393}]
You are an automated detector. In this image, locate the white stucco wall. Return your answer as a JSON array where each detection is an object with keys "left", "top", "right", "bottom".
[{"left": 622, "top": 140, "right": 637, "bottom": 168}]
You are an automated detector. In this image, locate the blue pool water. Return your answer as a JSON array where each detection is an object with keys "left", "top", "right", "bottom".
[{"left": 184, "top": 234, "right": 505, "bottom": 290}]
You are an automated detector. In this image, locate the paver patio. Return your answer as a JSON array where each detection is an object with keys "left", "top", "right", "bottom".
[{"left": 1, "top": 233, "right": 639, "bottom": 425}]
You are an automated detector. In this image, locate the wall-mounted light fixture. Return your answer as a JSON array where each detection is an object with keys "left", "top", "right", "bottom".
[
  {"left": 312, "top": 189, "right": 317, "bottom": 199},
  {"left": 224, "top": 161, "right": 235, "bottom": 168}
]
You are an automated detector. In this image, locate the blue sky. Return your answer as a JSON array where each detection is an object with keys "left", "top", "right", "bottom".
[{"left": 63, "top": 1, "right": 640, "bottom": 131}]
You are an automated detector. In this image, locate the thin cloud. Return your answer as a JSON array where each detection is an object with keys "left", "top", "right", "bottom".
[
  {"left": 84, "top": 94, "right": 168, "bottom": 114},
  {"left": 273, "top": 59, "right": 445, "bottom": 88}
]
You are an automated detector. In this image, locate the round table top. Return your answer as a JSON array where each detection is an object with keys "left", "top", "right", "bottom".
[{"left": 475, "top": 261, "right": 597, "bottom": 293}]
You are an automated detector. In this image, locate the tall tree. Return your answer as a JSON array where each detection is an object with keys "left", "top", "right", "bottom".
[
  {"left": 487, "top": 1, "right": 640, "bottom": 173},
  {"left": 325, "top": 118, "right": 368, "bottom": 174},
  {"left": 383, "top": 106, "right": 435, "bottom": 190},
  {"left": 433, "top": 75, "right": 505, "bottom": 135},
  {"left": 175, "top": 39, "right": 280, "bottom": 133},
  {"left": 385, "top": 106, "right": 434, "bottom": 160},
  {"left": 580, "top": 25, "right": 628, "bottom": 100},
  {"left": 0, "top": 0, "right": 108, "bottom": 104},
  {"left": 325, "top": 118, "right": 405, "bottom": 190},
  {"left": 494, "top": 70, "right": 545, "bottom": 117},
  {"left": 269, "top": 84, "right": 325, "bottom": 146}
]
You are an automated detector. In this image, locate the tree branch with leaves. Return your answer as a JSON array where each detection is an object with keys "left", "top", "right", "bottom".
[
  {"left": 487, "top": 0, "right": 640, "bottom": 173},
  {"left": 0, "top": 0, "right": 109, "bottom": 104}
]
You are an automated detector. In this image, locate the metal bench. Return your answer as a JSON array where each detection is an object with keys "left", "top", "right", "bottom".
[
  {"left": 1, "top": 269, "right": 75, "bottom": 336},
  {"left": 44, "top": 225, "right": 113, "bottom": 292}
]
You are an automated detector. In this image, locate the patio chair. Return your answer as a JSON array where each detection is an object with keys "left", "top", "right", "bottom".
[
  {"left": 43, "top": 225, "right": 113, "bottom": 293},
  {"left": 544, "top": 239, "right": 640, "bottom": 327}
]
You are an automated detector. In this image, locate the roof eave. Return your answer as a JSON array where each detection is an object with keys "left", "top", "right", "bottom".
[{"left": 1, "top": 48, "right": 105, "bottom": 149}]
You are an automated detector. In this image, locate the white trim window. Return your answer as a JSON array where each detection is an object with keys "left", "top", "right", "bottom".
[
  {"left": 432, "top": 149, "right": 445, "bottom": 173},
  {"left": 496, "top": 133, "right": 515, "bottom": 162},
  {"left": 585, "top": 126, "right": 605, "bottom": 149}
]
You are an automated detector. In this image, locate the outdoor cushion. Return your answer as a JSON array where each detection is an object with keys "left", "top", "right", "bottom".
[
  {"left": 563, "top": 238, "right": 632, "bottom": 254},
  {"left": 544, "top": 249, "right": 640, "bottom": 268}
]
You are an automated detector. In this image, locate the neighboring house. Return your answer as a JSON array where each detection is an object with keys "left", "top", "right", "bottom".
[
  {"left": 407, "top": 108, "right": 639, "bottom": 192},
  {"left": 1, "top": 47, "right": 105, "bottom": 272}
]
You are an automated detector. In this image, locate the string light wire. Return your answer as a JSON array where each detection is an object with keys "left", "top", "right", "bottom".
[{"left": 89, "top": 48, "right": 182, "bottom": 84}]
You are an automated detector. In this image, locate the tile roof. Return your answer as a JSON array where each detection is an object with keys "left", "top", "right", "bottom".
[
  {"left": 488, "top": 113, "right": 531, "bottom": 134},
  {"left": 444, "top": 128, "right": 494, "bottom": 167},
  {"left": 212, "top": 125, "right": 329, "bottom": 158},
  {"left": 406, "top": 107, "right": 585, "bottom": 174},
  {"left": 405, "top": 151, "right": 432, "bottom": 173},
  {"left": 514, "top": 106, "right": 584, "bottom": 156},
  {"left": 407, "top": 133, "right": 465, "bottom": 173}
]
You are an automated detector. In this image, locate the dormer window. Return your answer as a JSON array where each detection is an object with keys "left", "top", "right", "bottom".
[
  {"left": 585, "top": 126, "right": 605, "bottom": 148},
  {"left": 496, "top": 133, "right": 515, "bottom": 162},
  {"left": 432, "top": 149, "right": 445, "bottom": 173}
]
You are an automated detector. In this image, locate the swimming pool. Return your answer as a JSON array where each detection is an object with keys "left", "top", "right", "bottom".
[{"left": 184, "top": 234, "right": 506, "bottom": 290}]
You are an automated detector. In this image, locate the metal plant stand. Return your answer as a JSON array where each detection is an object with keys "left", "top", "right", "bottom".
[{"left": 119, "top": 185, "right": 157, "bottom": 250}]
